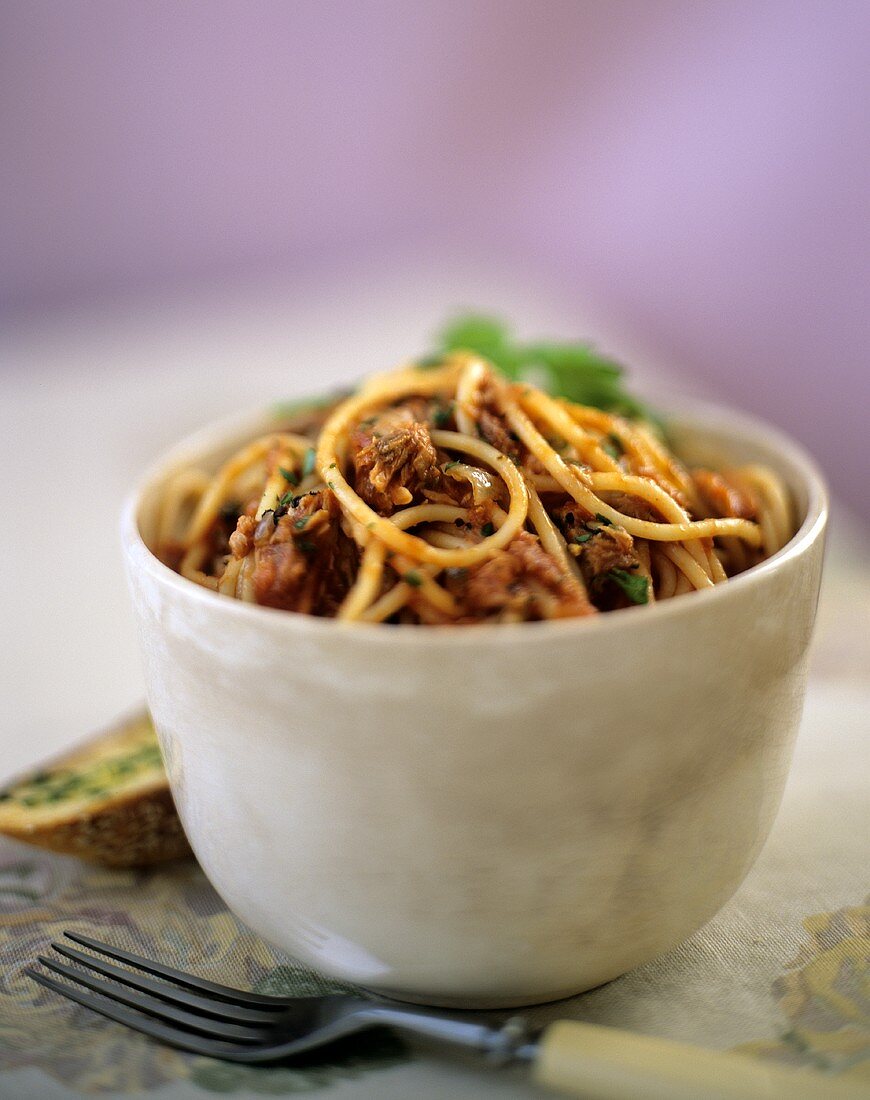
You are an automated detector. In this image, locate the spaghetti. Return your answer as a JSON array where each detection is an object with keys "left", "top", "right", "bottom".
[{"left": 154, "top": 354, "right": 793, "bottom": 624}]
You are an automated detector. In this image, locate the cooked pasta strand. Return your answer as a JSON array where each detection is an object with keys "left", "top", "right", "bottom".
[{"left": 156, "top": 355, "right": 792, "bottom": 622}]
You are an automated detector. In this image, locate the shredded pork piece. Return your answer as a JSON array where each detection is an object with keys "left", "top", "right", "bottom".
[
  {"left": 555, "top": 505, "right": 641, "bottom": 607},
  {"left": 580, "top": 525, "right": 638, "bottom": 581},
  {"left": 349, "top": 408, "right": 441, "bottom": 512},
  {"left": 444, "top": 531, "right": 595, "bottom": 621},
  {"left": 598, "top": 492, "right": 661, "bottom": 523},
  {"left": 478, "top": 408, "right": 521, "bottom": 461},
  {"left": 693, "top": 469, "right": 758, "bottom": 520},
  {"left": 233, "top": 490, "right": 358, "bottom": 615}
]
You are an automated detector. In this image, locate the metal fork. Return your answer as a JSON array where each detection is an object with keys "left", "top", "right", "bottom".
[
  {"left": 26, "top": 932, "right": 534, "bottom": 1064},
  {"left": 27, "top": 934, "right": 864, "bottom": 1099}
]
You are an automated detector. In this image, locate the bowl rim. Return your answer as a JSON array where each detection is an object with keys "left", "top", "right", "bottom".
[{"left": 120, "top": 397, "right": 828, "bottom": 645}]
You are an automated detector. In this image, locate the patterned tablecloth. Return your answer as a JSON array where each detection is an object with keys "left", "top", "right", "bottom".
[{"left": 1, "top": 508, "right": 868, "bottom": 1100}]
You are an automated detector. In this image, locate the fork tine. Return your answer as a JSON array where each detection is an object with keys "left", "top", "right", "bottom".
[
  {"left": 36, "top": 957, "right": 268, "bottom": 1043},
  {"left": 62, "top": 932, "right": 289, "bottom": 1007},
  {"left": 51, "top": 943, "right": 279, "bottom": 1025},
  {"left": 26, "top": 968, "right": 259, "bottom": 1059}
]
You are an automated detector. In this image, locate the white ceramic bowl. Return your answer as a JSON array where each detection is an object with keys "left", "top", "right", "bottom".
[{"left": 122, "top": 403, "right": 827, "bottom": 1008}]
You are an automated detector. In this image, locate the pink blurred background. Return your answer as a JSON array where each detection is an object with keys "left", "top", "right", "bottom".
[{"left": 2, "top": 0, "right": 868, "bottom": 513}]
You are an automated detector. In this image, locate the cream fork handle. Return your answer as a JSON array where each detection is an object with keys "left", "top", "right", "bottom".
[{"left": 533, "top": 1020, "right": 866, "bottom": 1099}]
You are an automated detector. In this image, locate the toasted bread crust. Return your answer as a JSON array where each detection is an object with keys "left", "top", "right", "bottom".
[
  {"left": 0, "top": 710, "right": 192, "bottom": 867},
  {"left": 1, "top": 785, "right": 192, "bottom": 867}
]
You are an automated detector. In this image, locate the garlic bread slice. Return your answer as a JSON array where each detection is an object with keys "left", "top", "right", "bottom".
[{"left": 0, "top": 711, "right": 190, "bottom": 867}]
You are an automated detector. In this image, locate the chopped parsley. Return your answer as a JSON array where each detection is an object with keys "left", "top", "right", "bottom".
[
  {"left": 301, "top": 448, "right": 316, "bottom": 478},
  {"left": 432, "top": 403, "right": 453, "bottom": 427},
  {"left": 609, "top": 568, "right": 649, "bottom": 605},
  {"left": 481, "top": 522, "right": 495, "bottom": 537},
  {"left": 278, "top": 466, "right": 298, "bottom": 486},
  {"left": 571, "top": 513, "right": 614, "bottom": 544},
  {"left": 277, "top": 492, "right": 296, "bottom": 509},
  {"left": 403, "top": 570, "right": 423, "bottom": 587},
  {"left": 2, "top": 744, "right": 164, "bottom": 808},
  {"left": 294, "top": 516, "right": 310, "bottom": 530},
  {"left": 443, "top": 460, "right": 461, "bottom": 471}
]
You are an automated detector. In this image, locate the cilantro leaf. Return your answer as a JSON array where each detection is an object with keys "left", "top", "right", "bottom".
[
  {"left": 435, "top": 314, "right": 654, "bottom": 420},
  {"left": 437, "top": 315, "right": 524, "bottom": 381}
]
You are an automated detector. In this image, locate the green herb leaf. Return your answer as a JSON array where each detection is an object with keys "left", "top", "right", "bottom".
[
  {"left": 434, "top": 314, "right": 654, "bottom": 420},
  {"left": 278, "top": 466, "right": 299, "bottom": 486},
  {"left": 416, "top": 354, "right": 445, "bottom": 370},
  {"left": 294, "top": 516, "right": 310, "bottom": 530},
  {"left": 432, "top": 403, "right": 453, "bottom": 427},
  {"left": 481, "top": 522, "right": 495, "bottom": 537},
  {"left": 594, "top": 513, "right": 612, "bottom": 526},
  {"left": 272, "top": 389, "right": 353, "bottom": 421},
  {"left": 602, "top": 433, "right": 624, "bottom": 460},
  {"left": 438, "top": 315, "right": 524, "bottom": 381},
  {"left": 609, "top": 568, "right": 649, "bottom": 605},
  {"left": 403, "top": 570, "right": 423, "bottom": 588},
  {"left": 572, "top": 531, "right": 594, "bottom": 544},
  {"left": 443, "top": 460, "right": 461, "bottom": 471},
  {"left": 302, "top": 448, "right": 316, "bottom": 478}
]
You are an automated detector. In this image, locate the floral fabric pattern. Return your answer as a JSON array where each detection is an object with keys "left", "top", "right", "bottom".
[
  {"left": 736, "top": 897, "right": 870, "bottom": 1080},
  {"left": 1, "top": 837, "right": 867, "bottom": 1096},
  {"left": 0, "top": 844, "right": 406, "bottom": 1094}
]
